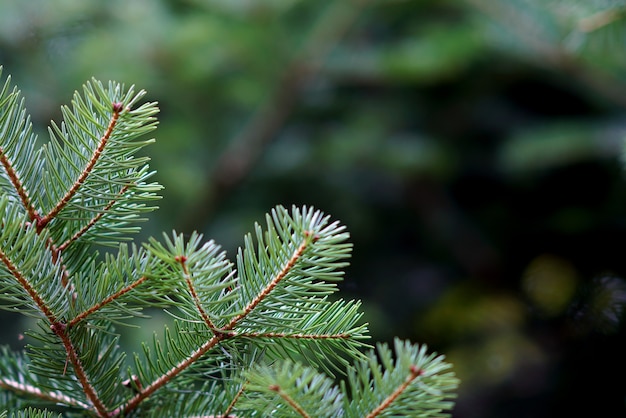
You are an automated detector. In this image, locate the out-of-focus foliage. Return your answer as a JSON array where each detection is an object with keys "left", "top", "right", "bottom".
[{"left": 1, "top": 0, "right": 626, "bottom": 416}]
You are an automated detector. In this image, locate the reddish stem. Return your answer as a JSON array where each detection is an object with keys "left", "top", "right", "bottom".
[
  {"left": 176, "top": 255, "right": 219, "bottom": 331},
  {"left": 57, "top": 184, "right": 131, "bottom": 253},
  {"left": 366, "top": 365, "right": 424, "bottom": 418},
  {"left": 69, "top": 276, "right": 149, "bottom": 328},
  {"left": 51, "top": 323, "right": 110, "bottom": 416},
  {"left": 225, "top": 234, "right": 311, "bottom": 330},
  {"left": 37, "top": 103, "right": 123, "bottom": 232},
  {"left": 0, "top": 147, "right": 40, "bottom": 222}
]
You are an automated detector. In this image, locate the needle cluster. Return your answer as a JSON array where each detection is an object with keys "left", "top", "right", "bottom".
[{"left": 0, "top": 68, "right": 457, "bottom": 417}]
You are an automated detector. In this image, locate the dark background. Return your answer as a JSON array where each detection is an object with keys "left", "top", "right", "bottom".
[{"left": 1, "top": 1, "right": 626, "bottom": 416}]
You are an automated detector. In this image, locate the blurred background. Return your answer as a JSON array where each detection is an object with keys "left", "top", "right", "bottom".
[{"left": 1, "top": 0, "right": 626, "bottom": 416}]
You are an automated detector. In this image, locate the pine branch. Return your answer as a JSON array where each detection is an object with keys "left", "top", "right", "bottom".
[
  {"left": 10, "top": 408, "right": 62, "bottom": 418},
  {"left": 36, "top": 102, "right": 123, "bottom": 232},
  {"left": 55, "top": 176, "right": 131, "bottom": 253},
  {"left": 49, "top": 322, "right": 109, "bottom": 416},
  {"left": 0, "top": 70, "right": 457, "bottom": 417},
  {"left": 225, "top": 231, "right": 313, "bottom": 328},
  {"left": 345, "top": 339, "right": 459, "bottom": 417},
  {"left": 0, "top": 70, "right": 41, "bottom": 223},
  {"left": 68, "top": 274, "right": 149, "bottom": 328},
  {"left": 366, "top": 364, "right": 424, "bottom": 418},
  {"left": 0, "top": 150, "right": 38, "bottom": 222},
  {"left": 176, "top": 254, "right": 220, "bottom": 332},
  {"left": 0, "top": 378, "right": 90, "bottom": 410}
]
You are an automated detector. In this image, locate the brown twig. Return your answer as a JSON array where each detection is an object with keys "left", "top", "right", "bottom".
[
  {"left": 0, "top": 246, "right": 110, "bottom": 414},
  {"left": 0, "top": 377, "right": 92, "bottom": 410},
  {"left": 0, "top": 247, "right": 59, "bottom": 324},
  {"left": 224, "top": 234, "right": 311, "bottom": 329},
  {"left": 269, "top": 384, "right": 311, "bottom": 418},
  {"left": 57, "top": 184, "right": 132, "bottom": 253},
  {"left": 51, "top": 322, "right": 110, "bottom": 416},
  {"left": 36, "top": 102, "right": 123, "bottom": 232},
  {"left": 68, "top": 275, "right": 149, "bottom": 328},
  {"left": 366, "top": 365, "right": 424, "bottom": 418},
  {"left": 114, "top": 332, "right": 230, "bottom": 416},
  {"left": 176, "top": 255, "right": 219, "bottom": 331},
  {"left": 115, "top": 232, "right": 314, "bottom": 416},
  {"left": 223, "top": 382, "right": 247, "bottom": 417},
  {"left": 0, "top": 147, "right": 40, "bottom": 222}
]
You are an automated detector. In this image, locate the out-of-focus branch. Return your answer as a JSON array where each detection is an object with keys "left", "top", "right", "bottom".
[
  {"left": 180, "top": 0, "right": 370, "bottom": 233},
  {"left": 467, "top": 0, "right": 626, "bottom": 109}
]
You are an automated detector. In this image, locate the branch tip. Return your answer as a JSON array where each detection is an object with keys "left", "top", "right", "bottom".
[
  {"left": 410, "top": 365, "right": 424, "bottom": 377},
  {"left": 303, "top": 230, "right": 319, "bottom": 242}
]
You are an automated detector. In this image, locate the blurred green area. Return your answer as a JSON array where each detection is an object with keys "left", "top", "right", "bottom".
[{"left": 2, "top": 0, "right": 626, "bottom": 416}]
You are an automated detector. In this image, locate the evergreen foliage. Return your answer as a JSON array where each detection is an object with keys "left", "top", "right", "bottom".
[{"left": 0, "top": 68, "right": 458, "bottom": 416}]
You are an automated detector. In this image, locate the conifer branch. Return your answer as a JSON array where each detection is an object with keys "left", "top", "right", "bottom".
[
  {"left": 0, "top": 73, "right": 458, "bottom": 416},
  {"left": 116, "top": 333, "right": 232, "bottom": 416},
  {"left": 0, "top": 147, "right": 39, "bottom": 222},
  {"left": 176, "top": 254, "right": 219, "bottom": 332},
  {"left": 225, "top": 233, "right": 313, "bottom": 329},
  {"left": 236, "top": 332, "right": 351, "bottom": 340},
  {"left": 0, "top": 378, "right": 91, "bottom": 410},
  {"left": 57, "top": 183, "right": 132, "bottom": 253},
  {"left": 68, "top": 275, "right": 149, "bottom": 328},
  {"left": 36, "top": 102, "right": 123, "bottom": 232},
  {"left": 47, "top": 182, "right": 134, "bottom": 293},
  {"left": 223, "top": 383, "right": 246, "bottom": 417},
  {"left": 0, "top": 246, "right": 58, "bottom": 324},
  {"left": 269, "top": 384, "right": 311, "bottom": 418},
  {"left": 50, "top": 322, "right": 109, "bottom": 416},
  {"left": 366, "top": 365, "right": 424, "bottom": 418}
]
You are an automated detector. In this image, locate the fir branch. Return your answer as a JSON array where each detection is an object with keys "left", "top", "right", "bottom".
[
  {"left": 176, "top": 254, "right": 219, "bottom": 332},
  {"left": 56, "top": 183, "right": 131, "bottom": 253},
  {"left": 223, "top": 383, "right": 246, "bottom": 417},
  {"left": 269, "top": 384, "right": 311, "bottom": 418},
  {"left": 242, "top": 359, "right": 343, "bottom": 417},
  {"left": 36, "top": 102, "right": 123, "bottom": 232},
  {"left": 235, "top": 332, "right": 351, "bottom": 340},
  {"left": 0, "top": 70, "right": 42, "bottom": 223},
  {"left": 225, "top": 233, "right": 313, "bottom": 329},
  {"left": 0, "top": 148, "right": 39, "bottom": 222},
  {"left": 115, "top": 332, "right": 232, "bottom": 416},
  {"left": 49, "top": 322, "right": 109, "bottom": 416},
  {"left": 0, "top": 242, "right": 58, "bottom": 324},
  {"left": 0, "top": 378, "right": 91, "bottom": 410},
  {"left": 366, "top": 365, "right": 424, "bottom": 418},
  {"left": 0, "top": 71, "right": 458, "bottom": 416},
  {"left": 68, "top": 275, "right": 149, "bottom": 328}
]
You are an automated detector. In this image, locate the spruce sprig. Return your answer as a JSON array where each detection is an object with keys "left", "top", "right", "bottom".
[{"left": 0, "top": 68, "right": 458, "bottom": 417}]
